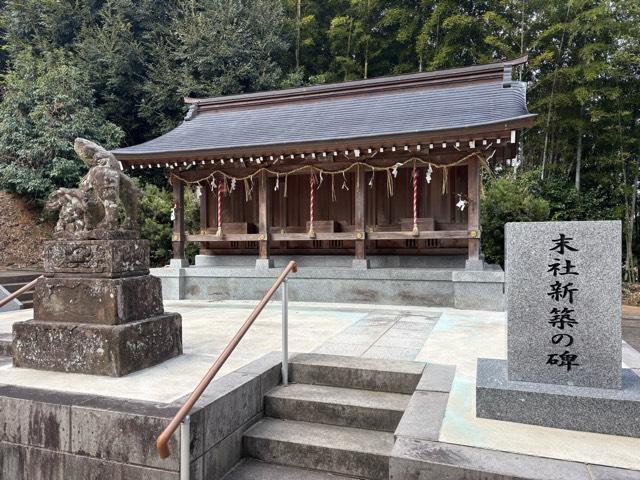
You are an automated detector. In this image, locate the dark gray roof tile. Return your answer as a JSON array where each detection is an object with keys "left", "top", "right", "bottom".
[{"left": 113, "top": 80, "right": 531, "bottom": 157}]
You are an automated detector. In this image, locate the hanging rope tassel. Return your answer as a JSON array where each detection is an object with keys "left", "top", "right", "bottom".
[
  {"left": 216, "top": 179, "right": 223, "bottom": 237},
  {"left": 478, "top": 151, "right": 496, "bottom": 196},
  {"left": 244, "top": 178, "right": 252, "bottom": 202},
  {"left": 331, "top": 174, "right": 336, "bottom": 202},
  {"left": 308, "top": 173, "right": 316, "bottom": 238},
  {"left": 412, "top": 162, "right": 419, "bottom": 237},
  {"left": 442, "top": 167, "right": 448, "bottom": 195}
]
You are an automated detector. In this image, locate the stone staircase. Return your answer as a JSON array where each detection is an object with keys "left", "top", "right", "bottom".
[{"left": 224, "top": 353, "right": 424, "bottom": 480}]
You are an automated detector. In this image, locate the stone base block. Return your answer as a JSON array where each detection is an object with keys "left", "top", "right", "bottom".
[
  {"left": 43, "top": 239, "right": 149, "bottom": 277},
  {"left": 476, "top": 358, "right": 640, "bottom": 437},
  {"left": 464, "top": 258, "right": 485, "bottom": 271},
  {"left": 12, "top": 314, "right": 182, "bottom": 376},
  {"left": 255, "top": 258, "right": 274, "bottom": 270},
  {"left": 352, "top": 259, "right": 370, "bottom": 270},
  {"left": 169, "top": 258, "right": 189, "bottom": 268},
  {"left": 34, "top": 275, "right": 164, "bottom": 325}
]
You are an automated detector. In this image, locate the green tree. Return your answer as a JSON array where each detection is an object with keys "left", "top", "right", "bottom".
[
  {"left": 75, "top": 0, "right": 146, "bottom": 145},
  {"left": 414, "top": 0, "right": 520, "bottom": 72},
  {"left": 1, "top": 0, "right": 94, "bottom": 56},
  {"left": 0, "top": 50, "right": 123, "bottom": 199},
  {"left": 328, "top": 0, "right": 398, "bottom": 81},
  {"left": 140, "top": 0, "right": 289, "bottom": 134},
  {"left": 523, "top": 0, "right": 640, "bottom": 278},
  {"left": 282, "top": 0, "right": 348, "bottom": 81},
  {"left": 481, "top": 174, "right": 550, "bottom": 266}
]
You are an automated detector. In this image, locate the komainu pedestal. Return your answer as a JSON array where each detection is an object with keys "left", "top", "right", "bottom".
[{"left": 12, "top": 138, "right": 182, "bottom": 377}]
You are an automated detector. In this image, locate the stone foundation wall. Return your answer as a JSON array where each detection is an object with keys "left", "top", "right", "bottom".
[
  {"left": 154, "top": 266, "right": 505, "bottom": 311},
  {"left": 0, "top": 353, "right": 282, "bottom": 480}
]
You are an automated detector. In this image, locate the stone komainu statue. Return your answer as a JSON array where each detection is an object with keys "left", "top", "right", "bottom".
[{"left": 46, "top": 138, "right": 141, "bottom": 238}]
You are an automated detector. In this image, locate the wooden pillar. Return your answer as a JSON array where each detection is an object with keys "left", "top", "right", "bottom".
[
  {"left": 354, "top": 166, "right": 368, "bottom": 268},
  {"left": 258, "top": 171, "right": 271, "bottom": 261},
  {"left": 199, "top": 186, "right": 208, "bottom": 233},
  {"left": 467, "top": 157, "right": 481, "bottom": 264},
  {"left": 172, "top": 179, "right": 185, "bottom": 261},
  {"left": 198, "top": 186, "right": 212, "bottom": 254}
]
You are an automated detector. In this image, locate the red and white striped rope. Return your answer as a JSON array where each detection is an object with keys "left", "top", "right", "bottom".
[
  {"left": 413, "top": 165, "right": 418, "bottom": 227},
  {"left": 309, "top": 173, "right": 315, "bottom": 237},
  {"left": 412, "top": 163, "right": 419, "bottom": 236},
  {"left": 216, "top": 178, "right": 223, "bottom": 236}
]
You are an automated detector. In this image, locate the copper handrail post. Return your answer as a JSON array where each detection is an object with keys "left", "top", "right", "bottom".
[
  {"left": 0, "top": 275, "right": 43, "bottom": 309},
  {"left": 156, "top": 260, "right": 297, "bottom": 460}
]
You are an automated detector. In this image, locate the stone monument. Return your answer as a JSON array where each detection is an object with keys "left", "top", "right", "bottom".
[
  {"left": 476, "top": 220, "right": 640, "bottom": 437},
  {"left": 12, "top": 138, "right": 182, "bottom": 376}
]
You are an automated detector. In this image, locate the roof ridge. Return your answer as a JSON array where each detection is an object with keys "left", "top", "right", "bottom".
[{"left": 184, "top": 56, "right": 528, "bottom": 112}]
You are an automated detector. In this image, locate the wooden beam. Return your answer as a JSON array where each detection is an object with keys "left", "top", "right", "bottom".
[
  {"left": 367, "top": 230, "right": 476, "bottom": 240},
  {"left": 272, "top": 232, "right": 357, "bottom": 241},
  {"left": 186, "top": 234, "right": 262, "bottom": 242},
  {"left": 172, "top": 180, "right": 185, "bottom": 260},
  {"left": 258, "top": 171, "right": 270, "bottom": 259},
  {"left": 467, "top": 156, "right": 481, "bottom": 261},
  {"left": 187, "top": 231, "right": 475, "bottom": 242},
  {"left": 185, "top": 230, "right": 475, "bottom": 243},
  {"left": 354, "top": 166, "right": 366, "bottom": 259}
]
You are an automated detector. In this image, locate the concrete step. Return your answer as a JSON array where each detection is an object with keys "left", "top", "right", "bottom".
[
  {"left": 0, "top": 355, "right": 11, "bottom": 367},
  {"left": 224, "top": 459, "right": 359, "bottom": 479},
  {"left": 2, "top": 282, "right": 35, "bottom": 295},
  {"left": 1, "top": 278, "right": 37, "bottom": 309},
  {"left": 265, "top": 383, "right": 410, "bottom": 432},
  {"left": 20, "top": 299, "right": 33, "bottom": 309},
  {"left": 19, "top": 291, "right": 33, "bottom": 302},
  {"left": 243, "top": 418, "right": 394, "bottom": 480},
  {"left": 289, "top": 353, "right": 425, "bottom": 394},
  {"left": 0, "top": 272, "right": 41, "bottom": 284}
]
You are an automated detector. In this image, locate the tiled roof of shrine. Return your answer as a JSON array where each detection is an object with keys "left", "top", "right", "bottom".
[{"left": 113, "top": 57, "right": 534, "bottom": 163}]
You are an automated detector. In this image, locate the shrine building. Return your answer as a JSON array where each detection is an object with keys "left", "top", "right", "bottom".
[{"left": 112, "top": 57, "right": 534, "bottom": 310}]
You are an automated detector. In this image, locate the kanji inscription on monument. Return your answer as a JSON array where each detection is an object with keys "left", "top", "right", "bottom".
[{"left": 505, "top": 220, "right": 621, "bottom": 389}]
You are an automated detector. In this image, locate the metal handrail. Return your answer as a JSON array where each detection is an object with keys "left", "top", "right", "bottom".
[
  {"left": 0, "top": 275, "right": 43, "bottom": 309},
  {"left": 156, "top": 260, "right": 297, "bottom": 460}
]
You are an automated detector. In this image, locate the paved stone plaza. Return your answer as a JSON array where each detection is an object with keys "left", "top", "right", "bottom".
[{"left": 1, "top": 299, "right": 639, "bottom": 474}]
